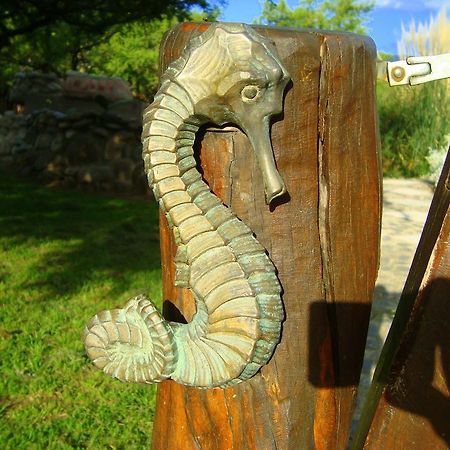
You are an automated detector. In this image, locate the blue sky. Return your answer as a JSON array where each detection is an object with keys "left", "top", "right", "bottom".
[{"left": 219, "top": 0, "right": 448, "bottom": 55}]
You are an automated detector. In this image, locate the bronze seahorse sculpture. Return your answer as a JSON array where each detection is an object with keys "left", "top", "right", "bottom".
[{"left": 84, "top": 23, "right": 290, "bottom": 389}]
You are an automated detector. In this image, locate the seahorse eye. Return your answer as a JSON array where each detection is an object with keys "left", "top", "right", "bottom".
[{"left": 241, "top": 85, "right": 260, "bottom": 102}]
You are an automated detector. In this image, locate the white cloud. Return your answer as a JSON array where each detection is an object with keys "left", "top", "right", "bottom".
[
  {"left": 374, "top": 0, "right": 404, "bottom": 7},
  {"left": 374, "top": 0, "right": 449, "bottom": 9},
  {"left": 424, "top": 0, "right": 450, "bottom": 8}
]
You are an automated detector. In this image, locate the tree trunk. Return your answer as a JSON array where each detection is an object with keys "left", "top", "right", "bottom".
[{"left": 152, "top": 23, "right": 381, "bottom": 450}]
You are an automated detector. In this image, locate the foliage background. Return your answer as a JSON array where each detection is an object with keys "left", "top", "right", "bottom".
[
  {"left": 254, "top": 0, "right": 374, "bottom": 33},
  {"left": 0, "top": 3, "right": 219, "bottom": 100},
  {"left": 1, "top": 1, "right": 448, "bottom": 175},
  {"left": 377, "top": 6, "right": 449, "bottom": 177}
]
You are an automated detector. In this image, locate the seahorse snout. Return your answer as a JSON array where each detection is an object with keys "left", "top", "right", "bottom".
[{"left": 241, "top": 118, "right": 286, "bottom": 204}]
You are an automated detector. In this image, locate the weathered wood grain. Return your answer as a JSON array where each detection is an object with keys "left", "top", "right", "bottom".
[
  {"left": 152, "top": 23, "right": 380, "bottom": 450},
  {"left": 352, "top": 148, "right": 450, "bottom": 450}
]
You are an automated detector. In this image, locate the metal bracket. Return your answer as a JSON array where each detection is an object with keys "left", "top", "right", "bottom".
[{"left": 384, "top": 53, "right": 450, "bottom": 86}]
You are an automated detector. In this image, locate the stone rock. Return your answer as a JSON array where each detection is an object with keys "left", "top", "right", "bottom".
[
  {"left": 34, "top": 150, "right": 53, "bottom": 171},
  {"left": 65, "top": 129, "right": 76, "bottom": 139},
  {"left": 132, "top": 162, "right": 148, "bottom": 193},
  {"left": 0, "top": 156, "right": 13, "bottom": 165},
  {"left": 0, "top": 92, "right": 147, "bottom": 194},
  {"left": 50, "top": 134, "right": 65, "bottom": 153},
  {"left": 14, "top": 127, "right": 27, "bottom": 142},
  {"left": 37, "top": 169, "right": 59, "bottom": 184},
  {"left": 107, "top": 98, "right": 146, "bottom": 122},
  {"left": 46, "top": 155, "right": 68, "bottom": 174},
  {"left": 64, "top": 167, "right": 78, "bottom": 177},
  {"left": 67, "top": 132, "right": 103, "bottom": 164},
  {"left": 131, "top": 143, "right": 143, "bottom": 162},
  {"left": 77, "top": 165, "right": 114, "bottom": 188},
  {"left": 10, "top": 72, "right": 62, "bottom": 101},
  {"left": 72, "top": 118, "right": 95, "bottom": 129},
  {"left": 61, "top": 72, "right": 132, "bottom": 102},
  {"left": 35, "top": 132, "right": 54, "bottom": 150},
  {"left": 0, "top": 139, "right": 9, "bottom": 155},
  {"left": 92, "top": 126, "right": 109, "bottom": 137},
  {"left": 12, "top": 142, "right": 32, "bottom": 155},
  {"left": 105, "top": 131, "right": 134, "bottom": 160},
  {"left": 16, "top": 152, "right": 38, "bottom": 174},
  {"left": 113, "top": 158, "right": 134, "bottom": 191}
]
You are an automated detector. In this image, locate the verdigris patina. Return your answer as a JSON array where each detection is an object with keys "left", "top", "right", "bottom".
[{"left": 84, "top": 23, "right": 290, "bottom": 388}]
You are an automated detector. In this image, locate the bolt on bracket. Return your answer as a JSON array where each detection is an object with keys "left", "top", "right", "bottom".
[{"left": 381, "top": 53, "right": 450, "bottom": 86}]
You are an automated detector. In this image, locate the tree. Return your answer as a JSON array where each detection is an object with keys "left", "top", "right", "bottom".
[
  {"left": 255, "top": 0, "right": 374, "bottom": 34},
  {"left": 80, "top": 18, "right": 177, "bottom": 100},
  {"left": 0, "top": 0, "right": 212, "bottom": 49},
  {"left": 82, "top": 8, "right": 220, "bottom": 100},
  {"left": 0, "top": 0, "right": 219, "bottom": 95}
]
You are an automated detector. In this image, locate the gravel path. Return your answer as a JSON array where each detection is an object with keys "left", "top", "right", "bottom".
[{"left": 352, "top": 178, "right": 434, "bottom": 435}]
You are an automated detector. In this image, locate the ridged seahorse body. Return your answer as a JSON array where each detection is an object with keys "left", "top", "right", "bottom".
[{"left": 84, "top": 23, "right": 290, "bottom": 388}]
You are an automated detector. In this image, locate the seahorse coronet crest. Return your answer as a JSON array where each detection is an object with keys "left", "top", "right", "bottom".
[{"left": 84, "top": 23, "right": 288, "bottom": 388}]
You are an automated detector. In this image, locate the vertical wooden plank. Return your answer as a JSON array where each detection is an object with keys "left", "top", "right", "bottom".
[
  {"left": 152, "top": 24, "right": 380, "bottom": 450},
  {"left": 317, "top": 33, "right": 380, "bottom": 449},
  {"left": 354, "top": 149, "right": 450, "bottom": 450}
]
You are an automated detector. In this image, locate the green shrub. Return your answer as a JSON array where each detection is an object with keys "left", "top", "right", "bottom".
[
  {"left": 377, "top": 79, "right": 449, "bottom": 178},
  {"left": 379, "top": 5, "right": 449, "bottom": 178}
]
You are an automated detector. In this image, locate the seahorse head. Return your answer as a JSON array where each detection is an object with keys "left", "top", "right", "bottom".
[{"left": 171, "top": 23, "right": 291, "bottom": 204}]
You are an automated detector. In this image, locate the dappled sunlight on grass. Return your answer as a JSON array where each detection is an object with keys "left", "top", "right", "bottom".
[{"left": 0, "top": 171, "right": 162, "bottom": 448}]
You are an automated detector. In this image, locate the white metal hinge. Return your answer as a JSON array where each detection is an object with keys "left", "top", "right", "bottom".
[{"left": 377, "top": 53, "right": 450, "bottom": 86}]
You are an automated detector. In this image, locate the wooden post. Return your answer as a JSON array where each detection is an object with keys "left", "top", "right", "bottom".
[
  {"left": 152, "top": 24, "right": 381, "bottom": 450},
  {"left": 352, "top": 148, "right": 450, "bottom": 450}
]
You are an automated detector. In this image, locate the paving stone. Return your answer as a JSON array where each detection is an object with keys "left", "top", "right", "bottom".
[{"left": 351, "top": 178, "right": 434, "bottom": 435}]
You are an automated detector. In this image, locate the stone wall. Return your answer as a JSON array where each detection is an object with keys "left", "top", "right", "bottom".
[
  {"left": 9, "top": 71, "right": 134, "bottom": 115},
  {"left": 0, "top": 109, "right": 148, "bottom": 193}
]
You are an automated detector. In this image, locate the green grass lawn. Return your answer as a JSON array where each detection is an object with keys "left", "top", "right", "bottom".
[{"left": 0, "top": 171, "right": 162, "bottom": 449}]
